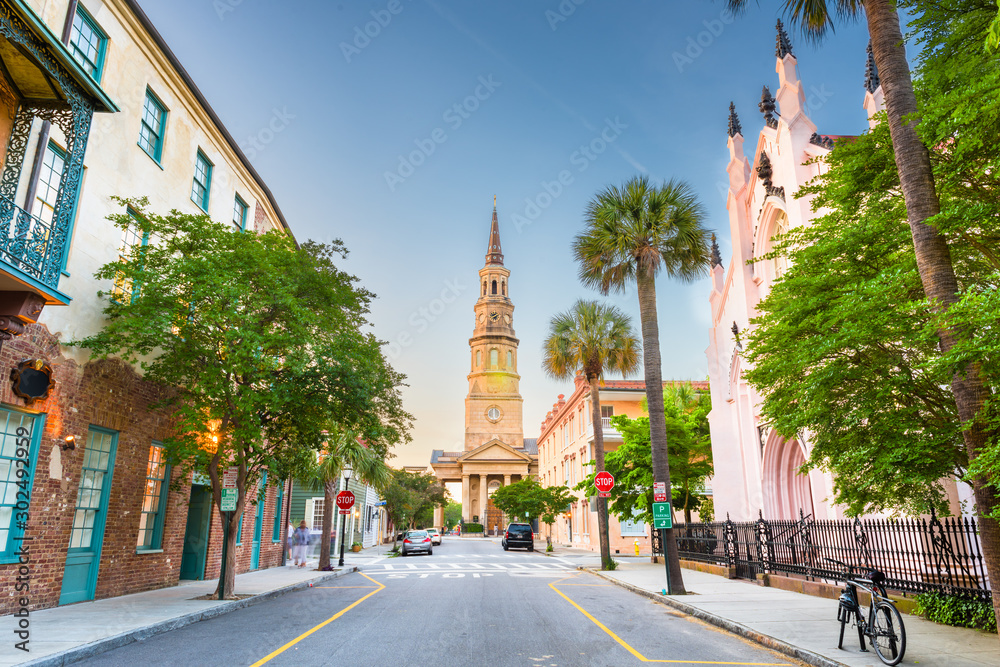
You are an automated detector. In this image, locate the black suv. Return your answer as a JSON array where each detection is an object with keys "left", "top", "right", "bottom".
[{"left": 502, "top": 523, "right": 534, "bottom": 551}]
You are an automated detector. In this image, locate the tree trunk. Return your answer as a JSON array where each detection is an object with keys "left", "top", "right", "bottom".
[
  {"left": 589, "top": 377, "right": 612, "bottom": 570},
  {"left": 867, "top": 0, "right": 1000, "bottom": 628},
  {"left": 319, "top": 479, "right": 336, "bottom": 570},
  {"left": 636, "top": 268, "right": 686, "bottom": 594}
]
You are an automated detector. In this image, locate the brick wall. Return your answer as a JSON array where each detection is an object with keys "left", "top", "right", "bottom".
[{"left": 202, "top": 482, "right": 286, "bottom": 581}]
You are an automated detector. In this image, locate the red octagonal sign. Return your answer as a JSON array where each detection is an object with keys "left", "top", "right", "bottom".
[
  {"left": 336, "top": 490, "right": 355, "bottom": 514},
  {"left": 595, "top": 471, "right": 615, "bottom": 497}
]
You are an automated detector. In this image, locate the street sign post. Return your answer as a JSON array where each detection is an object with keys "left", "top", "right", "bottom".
[
  {"left": 220, "top": 488, "right": 237, "bottom": 512},
  {"left": 653, "top": 482, "right": 667, "bottom": 503},
  {"left": 652, "top": 502, "right": 672, "bottom": 529},
  {"left": 595, "top": 471, "right": 615, "bottom": 498},
  {"left": 222, "top": 467, "right": 238, "bottom": 489},
  {"left": 336, "top": 490, "right": 356, "bottom": 515}
]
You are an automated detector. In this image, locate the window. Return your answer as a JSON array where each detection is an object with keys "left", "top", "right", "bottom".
[
  {"left": 486, "top": 406, "right": 501, "bottom": 422},
  {"left": 0, "top": 409, "right": 42, "bottom": 563},
  {"left": 112, "top": 210, "right": 148, "bottom": 302},
  {"left": 68, "top": 7, "right": 107, "bottom": 82},
  {"left": 272, "top": 480, "right": 284, "bottom": 541},
  {"left": 506, "top": 351, "right": 512, "bottom": 368},
  {"left": 138, "top": 89, "right": 167, "bottom": 162},
  {"left": 137, "top": 443, "right": 169, "bottom": 550},
  {"left": 191, "top": 150, "right": 213, "bottom": 211},
  {"left": 491, "top": 280, "right": 497, "bottom": 295},
  {"left": 69, "top": 428, "right": 117, "bottom": 549},
  {"left": 489, "top": 349, "right": 498, "bottom": 368},
  {"left": 601, "top": 405, "right": 614, "bottom": 418},
  {"left": 620, "top": 511, "right": 648, "bottom": 537},
  {"left": 475, "top": 350, "right": 481, "bottom": 368},
  {"left": 312, "top": 497, "right": 325, "bottom": 530},
  {"left": 233, "top": 195, "right": 248, "bottom": 232},
  {"left": 30, "top": 142, "right": 65, "bottom": 224}
]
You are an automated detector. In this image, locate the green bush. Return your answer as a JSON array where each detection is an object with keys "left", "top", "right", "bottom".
[
  {"left": 463, "top": 523, "right": 484, "bottom": 533},
  {"left": 914, "top": 592, "right": 997, "bottom": 633}
]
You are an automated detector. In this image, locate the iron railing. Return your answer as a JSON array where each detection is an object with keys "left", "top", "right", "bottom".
[
  {"left": 654, "top": 509, "right": 991, "bottom": 601},
  {"left": 0, "top": 194, "right": 62, "bottom": 291}
]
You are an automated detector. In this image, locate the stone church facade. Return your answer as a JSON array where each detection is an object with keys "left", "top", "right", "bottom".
[{"left": 430, "top": 203, "right": 537, "bottom": 529}]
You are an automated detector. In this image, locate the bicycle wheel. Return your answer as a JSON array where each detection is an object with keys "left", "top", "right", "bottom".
[{"left": 870, "top": 601, "right": 906, "bottom": 666}]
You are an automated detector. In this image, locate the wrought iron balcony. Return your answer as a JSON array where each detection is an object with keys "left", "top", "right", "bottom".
[{"left": 0, "top": 195, "right": 62, "bottom": 292}]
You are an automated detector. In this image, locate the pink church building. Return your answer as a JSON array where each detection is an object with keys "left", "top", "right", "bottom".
[{"left": 706, "top": 24, "right": 891, "bottom": 522}]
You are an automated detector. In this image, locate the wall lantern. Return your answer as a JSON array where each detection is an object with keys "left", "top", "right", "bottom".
[{"left": 61, "top": 435, "right": 76, "bottom": 451}]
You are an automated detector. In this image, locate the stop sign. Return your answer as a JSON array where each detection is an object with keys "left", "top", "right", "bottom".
[
  {"left": 336, "top": 490, "right": 355, "bottom": 514},
  {"left": 595, "top": 471, "right": 615, "bottom": 497}
]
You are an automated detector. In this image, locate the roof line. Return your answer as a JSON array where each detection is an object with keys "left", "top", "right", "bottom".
[{"left": 124, "top": 0, "right": 292, "bottom": 238}]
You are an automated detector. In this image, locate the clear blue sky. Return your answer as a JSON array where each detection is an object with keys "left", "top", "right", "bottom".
[{"left": 140, "top": 0, "right": 871, "bottom": 467}]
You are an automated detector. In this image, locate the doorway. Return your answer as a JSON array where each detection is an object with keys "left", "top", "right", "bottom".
[{"left": 180, "top": 485, "right": 212, "bottom": 580}]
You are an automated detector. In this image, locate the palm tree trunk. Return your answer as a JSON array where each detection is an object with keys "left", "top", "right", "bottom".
[
  {"left": 589, "top": 376, "right": 612, "bottom": 569},
  {"left": 319, "top": 480, "right": 335, "bottom": 569},
  {"left": 636, "top": 268, "right": 686, "bottom": 594},
  {"left": 867, "top": 0, "right": 1000, "bottom": 627}
]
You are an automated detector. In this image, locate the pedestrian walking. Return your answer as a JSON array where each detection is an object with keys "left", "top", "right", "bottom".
[{"left": 292, "top": 520, "right": 310, "bottom": 567}]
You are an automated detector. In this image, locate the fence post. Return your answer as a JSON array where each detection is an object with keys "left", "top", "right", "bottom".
[
  {"left": 756, "top": 509, "right": 773, "bottom": 576},
  {"left": 724, "top": 513, "right": 736, "bottom": 572}
]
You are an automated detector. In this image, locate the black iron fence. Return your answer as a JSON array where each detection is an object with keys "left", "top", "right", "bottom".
[{"left": 652, "top": 510, "right": 991, "bottom": 601}]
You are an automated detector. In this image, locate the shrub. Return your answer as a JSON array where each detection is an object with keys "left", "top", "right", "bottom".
[
  {"left": 914, "top": 592, "right": 997, "bottom": 633},
  {"left": 463, "top": 523, "right": 484, "bottom": 533}
]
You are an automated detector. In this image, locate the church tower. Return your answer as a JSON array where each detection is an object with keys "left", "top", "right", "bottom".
[{"left": 465, "top": 200, "right": 524, "bottom": 451}]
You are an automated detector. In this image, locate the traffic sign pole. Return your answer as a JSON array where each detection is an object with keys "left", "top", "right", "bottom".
[{"left": 652, "top": 502, "right": 674, "bottom": 594}]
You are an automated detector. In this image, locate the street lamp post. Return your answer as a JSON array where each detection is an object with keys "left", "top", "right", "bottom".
[{"left": 338, "top": 464, "right": 353, "bottom": 567}]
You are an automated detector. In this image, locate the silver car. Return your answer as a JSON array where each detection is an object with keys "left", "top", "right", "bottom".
[
  {"left": 425, "top": 528, "right": 442, "bottom": 545},
  {"left": 401, "top": 530, "right": 433, "bottom": 556}
]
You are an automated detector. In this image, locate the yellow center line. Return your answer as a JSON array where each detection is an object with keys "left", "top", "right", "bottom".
[
  {"left": 249, "top": 572, "right": 385, "bottom": 666},
  {"left": 549, "top": 579, "right": 790, "bottom": 666},
  {"left": 312, "top": 586, "right": 380, "bottom": 589}
]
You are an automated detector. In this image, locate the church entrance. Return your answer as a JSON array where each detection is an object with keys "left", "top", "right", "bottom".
[{"left": 486, "top": 480, "right": 503, "bottom": 534}]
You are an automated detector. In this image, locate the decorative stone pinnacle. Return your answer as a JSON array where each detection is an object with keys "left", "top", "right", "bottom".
[
  {"left": 864, "top": 42, "right": 880, "bottom": 93},
  {"left": 711, "top": 233, "right": 722, "bottom": 267},
  {"left": 732, "top": 321, "right": 741, "bottom": 350},
  {"left": 776, "top": 19, "right": 794, "bottom": 58},
  {"left": 727, "top": 102, "right": 742, "bottom": 138},
  {"left": 759, "top": 86, "right": 777, "bottom": 129}
]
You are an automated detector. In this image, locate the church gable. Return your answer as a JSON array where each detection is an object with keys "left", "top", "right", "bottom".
[{"left": 458, "top": 439, "right": 530, "bottom": 463}]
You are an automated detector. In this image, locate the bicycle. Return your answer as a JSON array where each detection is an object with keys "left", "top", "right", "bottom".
[{"left": 824, "top": 557, "right": 906, "bottom": 665}]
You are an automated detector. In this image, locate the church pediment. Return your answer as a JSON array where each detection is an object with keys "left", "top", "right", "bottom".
[{"left": 458, "top": 439, "right": 532, "bottom": 463}]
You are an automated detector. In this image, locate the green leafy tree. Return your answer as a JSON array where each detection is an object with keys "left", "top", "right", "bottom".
[
  {"left": 443, "top": 501, "right": 463, "bottom": 529},
  {"left": 491, "top": 477, "right": 576, "bottom": 548},
  {"left": 78, "top": 200, "right": 412, "bottom": 598},
  {"left": 577, "top": 384, "right": 713, "bottom": 527},
  {"left": 727, "top": 0, "right": 1000, "bottom": 628},
  {"left": 383, "top": 470, "right": 448, "bottom": 542},
  {"left": 574, "top": 176, "right": 711, "bottom": 592},
  {"left": 542, "top": 299, "right": 640, "bottom": 569},
  {"left": 303, "top": 428, "right": 392, "bottom": 570}
]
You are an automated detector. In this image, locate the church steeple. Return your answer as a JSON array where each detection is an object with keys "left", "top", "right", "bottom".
[{"left": 486, "top": 196, "right": 504, "bottom": 266}]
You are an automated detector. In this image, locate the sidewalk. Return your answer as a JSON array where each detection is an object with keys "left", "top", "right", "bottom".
[
  {"left": 545, "top": 543, "right": 1000, "bottom": 667},
  {"left": 3, "top": 548, "right": 385, "bottom": 667}
]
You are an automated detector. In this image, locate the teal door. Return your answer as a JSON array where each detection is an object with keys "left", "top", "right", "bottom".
[
  {"left": 179, "top": 485, "right": 212, "bottom": 580},
  {"left": 60, "top": 428, "right": 117, "bottom": 605},
  {"left": 250, "top": 475, "right": 265, "bottom": 569}
]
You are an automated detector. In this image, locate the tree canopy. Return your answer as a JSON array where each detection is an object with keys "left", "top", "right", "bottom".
[
  {"left": 382, "top": 469, "right": 448, "bottom": 535},
  {"left": 491, "top": 477, "right": 576, "bottom": 534},
  {"left": 78, "top": 200, "right": 412, "bottom": 596}
]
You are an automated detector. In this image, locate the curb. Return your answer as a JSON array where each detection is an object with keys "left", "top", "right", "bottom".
[
  {"left": 20, "top": 567, "right": 359, "bottom": 667},
  {"left": 586, "top": 568, "right": 847, "bottom": 667}
]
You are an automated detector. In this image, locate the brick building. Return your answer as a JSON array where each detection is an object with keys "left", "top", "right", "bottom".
[{"left": 0, "top": 0, "right": 293, "bottom": 614}]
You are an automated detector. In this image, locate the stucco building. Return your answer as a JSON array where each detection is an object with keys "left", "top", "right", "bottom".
[
  {"left": 537, "top": 376, "right": 710, "bottom": 554},
  {"left": 0, "top": 0, "right": 293, "bottom": 614},
  {"left": 430, "top": 203, "right": 538, "bottom": 529}
]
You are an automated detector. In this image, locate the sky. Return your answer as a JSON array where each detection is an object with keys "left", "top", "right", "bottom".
[{"left": 139, "top": 0, "right": 871, "bottom": 469}]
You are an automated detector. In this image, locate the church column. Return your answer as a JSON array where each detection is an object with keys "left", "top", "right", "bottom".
[
  {"left": 462, "top": 475, "right": 470, "bottom": 522},
  {"left": 433, "top": 505, "right": 445, "bottom": 529},
  {"left": 479, "top": 474, "right": 488, "bottom": 524},
  {"left": 503, "top": 474, "right": 511, "bottom": 486}
]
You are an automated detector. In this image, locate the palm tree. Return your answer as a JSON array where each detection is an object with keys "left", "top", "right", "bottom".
[
  {"left": 573, "top": 176, "right": 711, "bottom": 592},
  {"left": 725, "top": 0, "right": 1000, "bottom": 627},
  {"left": 543, "top": 299, "right": 641, "bottom": 570},
  {"left": 306, "top": 427, "right": 391, "bottom": 570}
]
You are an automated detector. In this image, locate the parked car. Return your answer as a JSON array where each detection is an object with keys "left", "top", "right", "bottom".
[
  {"left": 502, "top": 523, "right": 534, "bottom": 551},
  {"left": 401, "top": 530, "right": 433, "bottom": 556},
  {"left": 425, "top": 528, "right": 442, "bottom": 545}
]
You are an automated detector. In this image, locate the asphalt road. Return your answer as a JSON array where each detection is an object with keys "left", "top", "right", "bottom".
[{"left": 75, "top": 538, "right": 798, "bottom": 667}]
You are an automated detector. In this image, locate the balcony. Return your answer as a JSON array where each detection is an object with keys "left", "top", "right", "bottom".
[
  {"left": 0, "top": 195, "right": 65, "bottom": 294},
  {"left": 587, "top": 417, "right": 621, "bottom": 439}
]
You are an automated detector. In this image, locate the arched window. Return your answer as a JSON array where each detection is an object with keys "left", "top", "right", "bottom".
[
  {"left": 501, "top": 280, "right": 506, "bottom": 296},
  {"left": 482, "top": 281, "right": 486, "bottom": 296},
  {"left": 507, "top": 351, "right": 512, "bottom": 368},
  {"left": 490, "top": 349, "right": 498, "bottom": 368},
  {"left": 476, "top": 350, "right": 481, "bottom": 367},
  {"left": 491, "top": 280, "right": 497, "bottom": 295}
]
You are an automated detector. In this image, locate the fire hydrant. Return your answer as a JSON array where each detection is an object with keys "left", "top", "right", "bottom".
[{"left": 634, "top": 539, "right": 640, "bottom": 557}]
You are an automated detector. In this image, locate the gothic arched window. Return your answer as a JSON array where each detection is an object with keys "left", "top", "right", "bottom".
[
  {"left": 507, "top": 351, "right": 512, "bottom": 368},
  {"left": 502, "top": 280, "right": 506, "bottom": 296}
]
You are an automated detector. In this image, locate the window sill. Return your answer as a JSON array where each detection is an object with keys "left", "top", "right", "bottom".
[
  {"left": 138, "top": 143, "right": 165, "bottom": 170},
  {"left": 135, "top": 548, "right": 163, "bottom": 555},
  {"left": 190, "top": 196, "right": 209, "bottom": 213}
]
